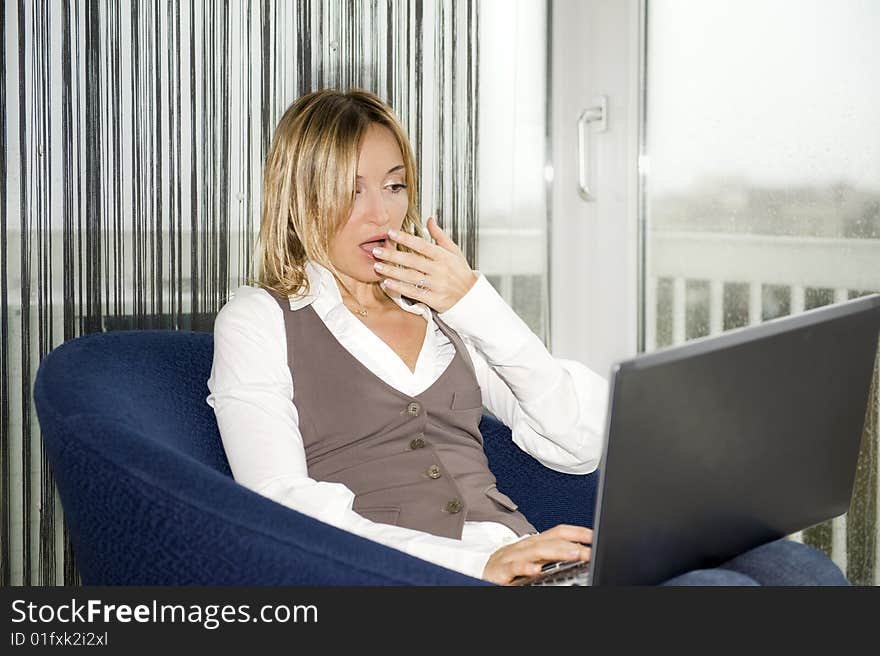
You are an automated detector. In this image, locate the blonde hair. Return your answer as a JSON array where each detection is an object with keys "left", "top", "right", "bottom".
[{"left": 252, "top": 88, "right": 425, "bottom": 298}]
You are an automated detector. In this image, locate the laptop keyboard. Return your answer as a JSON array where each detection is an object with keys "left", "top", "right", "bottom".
[{"left": 510, "top": 560, "right": 592, "bottom": 586}]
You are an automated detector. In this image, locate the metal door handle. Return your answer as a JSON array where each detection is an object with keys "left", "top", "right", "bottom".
[{"left": 577, "top": 96, "right": 607, "bottom": 202}]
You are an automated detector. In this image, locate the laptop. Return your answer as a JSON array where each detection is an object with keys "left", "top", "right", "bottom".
[{"left": 513, "top": 293, "right": 880, "bottom": 586}]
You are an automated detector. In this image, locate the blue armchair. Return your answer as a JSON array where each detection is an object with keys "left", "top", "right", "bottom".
[{"left": 33, "top": 329, "right": 598, "bottom": 585}]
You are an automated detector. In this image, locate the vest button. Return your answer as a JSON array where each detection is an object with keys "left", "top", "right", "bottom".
[
  {"left": 410, "top": 437, "right": 426, "bottom": 450},
  {"left": 426, "top": 464, "right": 441, "bottom": 479},
  {"left": 445, "top": 499, "right": 463, "bottom": 514},
  {"left": 405, "top": 402, "right": 421, "bottom": 416}
]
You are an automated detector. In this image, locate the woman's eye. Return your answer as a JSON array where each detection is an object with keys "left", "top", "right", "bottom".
[{"left": 388, "top": 184, "right": 408, "bottom": 193}]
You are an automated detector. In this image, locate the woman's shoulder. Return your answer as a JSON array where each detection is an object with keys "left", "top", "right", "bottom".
[
  {"left": 210, "top": 286, "right": 291, "bottom": 383},
  {"left": 215, "top": 285, "right": 283, "bottom": 332}
]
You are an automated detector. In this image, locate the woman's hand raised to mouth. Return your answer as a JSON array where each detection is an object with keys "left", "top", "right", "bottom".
[{"left": 370, "top": 216, "right": 478, "bottom": 313}]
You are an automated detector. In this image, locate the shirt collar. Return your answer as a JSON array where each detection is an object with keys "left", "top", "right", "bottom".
[{"left": 287, "top": 260, "right": 431, "bottom": 320}]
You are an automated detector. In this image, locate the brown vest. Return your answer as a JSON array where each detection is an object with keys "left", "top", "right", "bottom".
[{"left": 267, "top": 288, "right": 536, "bottom": 540}]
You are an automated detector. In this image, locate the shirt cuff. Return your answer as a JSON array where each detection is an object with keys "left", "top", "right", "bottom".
[
  {"left": 456, "top": 549, "right": 495, "bottom": 581},
  {"left": 438, "top": 272, "right": 538, "bottom": 363}
]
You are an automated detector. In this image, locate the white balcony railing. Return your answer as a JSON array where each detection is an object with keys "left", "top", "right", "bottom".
[{"left": 646, "top": 231, "right": 880, "bottom": 348}]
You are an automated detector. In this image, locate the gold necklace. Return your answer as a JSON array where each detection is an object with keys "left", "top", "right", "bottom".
[
  {"left": 335, "top": 277, "right": 370, "bottom": 317},
  {"left": 348, "top": 302, "right": 369, "bottom": 317}
]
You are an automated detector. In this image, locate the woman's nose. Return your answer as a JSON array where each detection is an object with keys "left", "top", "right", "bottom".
[{"left": 360, "top": 188, "right": 391, "bottom": 225}]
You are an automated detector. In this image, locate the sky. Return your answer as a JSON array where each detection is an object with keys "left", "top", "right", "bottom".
[{"left": 646, "top": 0, "right": 880, "bottom": 193}]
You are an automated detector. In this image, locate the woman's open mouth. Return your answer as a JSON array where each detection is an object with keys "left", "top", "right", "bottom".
[{"left": 358, "top": 239, "right": 387, "bottom": 260}]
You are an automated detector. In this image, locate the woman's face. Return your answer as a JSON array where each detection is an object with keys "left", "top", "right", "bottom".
[{"left": 329, "top": 122, "right": 409, "bottom": 283}]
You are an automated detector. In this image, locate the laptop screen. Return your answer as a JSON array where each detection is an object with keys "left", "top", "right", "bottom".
[{"left": 589, "top": 294, "right": 880, "bottom": 586}]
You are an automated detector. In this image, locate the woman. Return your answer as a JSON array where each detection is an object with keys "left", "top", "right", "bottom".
[{"left": 207, "top": 88, "right": 847, "bottom": 586}]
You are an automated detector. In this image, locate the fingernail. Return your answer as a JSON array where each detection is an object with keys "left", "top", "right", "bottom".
[
  {"left": 373, "top": 262, "right": 384, "bottom": 270},
  {"left": 372, "top": 247, "right": 383, "bottom": 255},
  {"left": 387, "top": 229, "right": 398, "bottom": 238}
]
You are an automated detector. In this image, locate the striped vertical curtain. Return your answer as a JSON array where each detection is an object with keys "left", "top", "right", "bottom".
[{"left": 0, "top": 0, "right": 479, "bottom": 586}]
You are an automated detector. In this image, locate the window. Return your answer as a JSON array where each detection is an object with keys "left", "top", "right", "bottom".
[
  {"left": 644, "top": 0, "right": 880, "bottom": 583},
  {"left": 478, "top": 0, "right": 549, "bottom": 341}
]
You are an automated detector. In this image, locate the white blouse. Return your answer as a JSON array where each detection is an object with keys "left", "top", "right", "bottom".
[{"left": 206, "top": 260, "right": 608, "bottom": 579}]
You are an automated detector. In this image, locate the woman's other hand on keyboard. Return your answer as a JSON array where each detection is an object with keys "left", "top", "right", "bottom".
[{"left": 481, "top": 524, "right": 593, "bottom": 585}]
